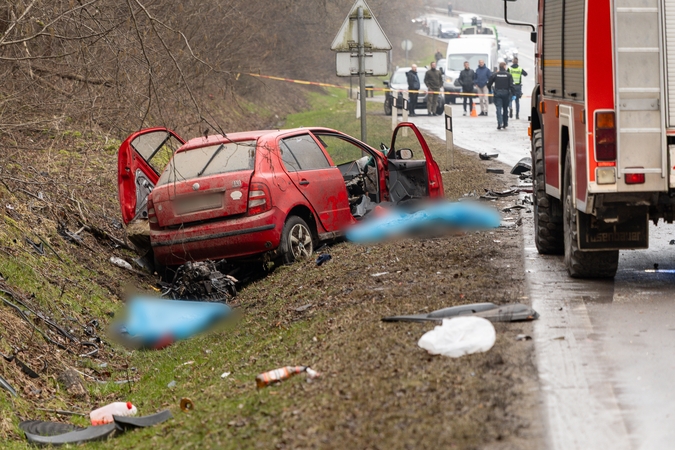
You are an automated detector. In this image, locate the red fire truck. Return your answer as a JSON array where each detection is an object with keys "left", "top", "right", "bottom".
[{"left": 508, "top": 0, "right": 675, "bottom": 278}]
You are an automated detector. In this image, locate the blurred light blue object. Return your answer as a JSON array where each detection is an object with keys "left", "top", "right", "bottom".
[
  {"left": 346, "top": 202, "right": 500, "bottom": 243},
  {"left": 118, "top": 297, "right": 230, "bottom": 348}
]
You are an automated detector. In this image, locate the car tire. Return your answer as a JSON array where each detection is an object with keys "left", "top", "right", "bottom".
[
  {"left": 384, "top": 97, "right": 392, "bottom": 116},
  {"left": 279, "top": 216, "right": 314, "bottom": 265},
  {"left": 532, "top": 129, "right": 564, "bottom": 254},
  {"left": 563, "top": 151, "right": 619, "bottom": 278}
]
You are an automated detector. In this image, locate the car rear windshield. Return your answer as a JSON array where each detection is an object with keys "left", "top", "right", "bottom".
[
  {"left": 157, "top": 140, "right": 257, "bottom": 186},
  {"left": 447, "top": 54, "right": 488, "bottom": 71}
]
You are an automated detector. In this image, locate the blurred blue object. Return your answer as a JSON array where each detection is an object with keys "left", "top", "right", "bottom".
[
  {"left": 115, "top": 297, "right": 231, "bottom": 348},
  {"left": 346, "top": 202, "right": 501, "bottom": 244}
]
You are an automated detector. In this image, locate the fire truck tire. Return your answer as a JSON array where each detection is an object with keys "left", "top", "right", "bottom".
[
  {"left": 279, "top": 216, "right": 314, "bottom": 265},
  {"left": 532, "top": 129, "right": 564, "bottom": 254},
  {"left": 563, "top": 152, "right": 618, "bottom": 278}
]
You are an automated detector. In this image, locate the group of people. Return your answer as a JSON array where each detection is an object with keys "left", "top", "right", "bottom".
[
  {"left": 457, "top": 58, "right": 527, "bottom": 129},
  {"left": 404, "top": 61, "right": 444, "bottom": 117}
]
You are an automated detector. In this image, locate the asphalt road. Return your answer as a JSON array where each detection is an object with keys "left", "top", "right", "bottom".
[{"left": 409, "top": 13, "right": 675, "bottom": 450}]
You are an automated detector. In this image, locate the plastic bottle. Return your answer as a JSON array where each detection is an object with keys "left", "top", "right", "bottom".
[
  {"left": 255, "top": 366, "right": 319, "bottom": 389},
  {"left": 90, "top": 401, "right": 138, "bottom": 425}
]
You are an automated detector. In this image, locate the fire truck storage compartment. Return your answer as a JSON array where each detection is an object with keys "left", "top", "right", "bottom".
[{"left": 542, "top": 0, "right": 563, "bottom": 97}]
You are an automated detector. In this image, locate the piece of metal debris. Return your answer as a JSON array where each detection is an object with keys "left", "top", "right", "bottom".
[
  {"left": 479, "top": 153, "right": 499, "bottom": 160},
  {"left": 510, "top": 156, "right": 532, "bottom": 175},
  {"left": 0, "top": 374, "right": 17, "bottom": 397},
  {"left": 161, "top": 260, "right": 236, "bottom": 303},
  {"left": 382, "top": 303, "right": 539, "bottom": 323},
  {"left": 516, "top": 334, "right": 533, "bottom": 341},
  {"left": 486, "top": 168, "right": 505, "bottom": 174}
]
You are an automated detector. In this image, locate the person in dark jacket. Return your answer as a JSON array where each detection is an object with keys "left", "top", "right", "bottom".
[
  {"left": 406, "top": 64, "right": 420, "bottom": 116},
  {"left": 424, "top": 61, "right": 444, "bottom": 116},
  {"left": 487, "top": 62, "right": 514, "bottom": 130},
  {"left": 474, "top": 60, "right": 492, "bottom": 116},
  {"left": 458, "top": 61, "right": 476, "bottom": 116},
  {"left": 508, "top": 57, "right": 528, "bottom": 119}
]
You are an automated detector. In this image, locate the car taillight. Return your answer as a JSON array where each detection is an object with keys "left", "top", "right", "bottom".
[
  {"left": 625, "top": 171, "right": 645, "bottom": 184},
  {"left": 595, "top": 111, "right": 616, "bottom": 161},
  {"left": 247, "top": 182, "right": 272, "bottom": 216},
  {"left": 147, "top": 198, "right": 158, "bottom": 224}
]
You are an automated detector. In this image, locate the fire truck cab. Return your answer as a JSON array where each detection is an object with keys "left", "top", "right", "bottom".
[{"left": 523, "top": 0, "right": 675, "bottom": 278}]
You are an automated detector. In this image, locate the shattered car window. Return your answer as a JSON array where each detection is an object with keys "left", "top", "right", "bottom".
[
  {"left": 157, "top": 140, "right": 256, "bottom": 186},
  {"left": 131, "top": 131, "right": 182, "bottom": 174},
  {"left": 280, "top": 135, "right": 330, "bottom": 171}
]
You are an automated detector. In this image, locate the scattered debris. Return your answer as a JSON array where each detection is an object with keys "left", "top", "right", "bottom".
[
  {"left": 19, "top": 411, "right": 172, "bottom": 445},
  {"left": 510, "top": 157, "right": 532, "bottom": 175},
  {"left": 25, "top": 237, "right": 45, "bottom": 255},
  {"left": 383, "top": 303, "right": 539, "bottom": 323},
  {"left": 255, "top": 366, "right": 320, "bottom": 389},
  {"left": 479, "top": 153, "right": 499, "bottom": 160},
  {"left": 161, "top": 260, "right": 236, "bottom": 303},
  {"left": 502, "top": 204, "right": 526, "bottom": 212},
  {"left": 167, "top": 381, "right": 177, "bottom": 388},
  {"left": 486, "top": 168, "right": 504, "bottom": 174},
  {"left": 0, "top": 374, "right": 17, "bottom": 397},
  {"left": 371, "top": 272, "right": 389, "bottom": 277},
  {"left": 293, "top": 304, "right": 313, "bottom": 313},
  {"left": 315, "top": 254, "right": 332, "bottom": 266},
  {"left": 221, "top": 372, "right": 231, "bottom": 379},
  {"left": 110, "top": 297, "right": 232, "bottom": 349},
  {"left": 418, "top": 317, "right": 496, "bottom": 358},
  {"left": 109, "top": 256, "right": 146, "bottom": 276},
  {"left": 180, "top": 398, "right": 194, "bottom": 412},
  {"left": 516, "top": 334, "right": 532, "bottom": 341},
  {"left": 90, "top": 401, "right": 137, "bottom": 425},
  {"left": 670, "top": 240, "right": 675, "bottom": 245}
]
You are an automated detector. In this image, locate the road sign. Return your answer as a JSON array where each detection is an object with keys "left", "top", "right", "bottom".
[
  {"left": 331, "top": 0, "right": 392, "bottom": 52},
  {"left": 336, "top": 52, "right": 388, "bottom": 76},
  {"left": 401, "top": 39, "right": 413, "bottom": 51}
]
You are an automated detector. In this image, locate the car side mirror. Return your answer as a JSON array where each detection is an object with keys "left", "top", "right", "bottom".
[
  {"left": 397, "top": 149, "right": 413, "bottom": 160},
  {"left": 383, "top": 80, "right": 389, "bottom": 87}
]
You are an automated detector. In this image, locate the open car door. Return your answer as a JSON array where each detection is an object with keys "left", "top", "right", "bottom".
[
  {"left": 118, "top": 128, "right": 185, "bottom": 224},
  {"left": 386, "top": 123, "right": 444, "bottom": 203}
]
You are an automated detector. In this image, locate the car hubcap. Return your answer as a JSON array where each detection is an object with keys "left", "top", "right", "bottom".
[{"left": 289, "top": 224, "right": 312, "bottom": 259}]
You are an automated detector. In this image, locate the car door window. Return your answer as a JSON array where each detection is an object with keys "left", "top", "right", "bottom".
[
  {"left": 280, "top": 134, "right": 330, "bottom": 171},
  {"left": 131, "top": 131, "right": 183, "bottom": 175}
]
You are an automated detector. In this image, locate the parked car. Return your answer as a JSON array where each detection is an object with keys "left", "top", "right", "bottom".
[
  {"left": 383, "top": 67, "right": 444, "bottom": 115},
  {"left": 438, "top": 23, "right": 460, "bottom": 39},
  {"left": 118, "top": 125, "right": 444, "bottom": 268},
  {"left": 498, "top": 38, "right": 518, "bottom": 63},
  {"left": 443, "top": 38, "right": 498, "bottom": 104}
]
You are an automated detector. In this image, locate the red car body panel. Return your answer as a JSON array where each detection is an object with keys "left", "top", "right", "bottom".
[{"left": 118, "top": 124, "right": 444, "bottom": 266}]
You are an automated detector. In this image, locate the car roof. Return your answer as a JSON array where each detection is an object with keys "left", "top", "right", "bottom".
[{"left": 177, "top": 127, "right": 344, "bottom": 152}]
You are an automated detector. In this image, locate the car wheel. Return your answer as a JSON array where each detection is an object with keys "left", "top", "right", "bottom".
[
  {"left": 384, "top": 97, "right": 392, "bottom": 115},
  {"left": 563, "top": 151, "right": 618, "bottom": 278},
  {"left": 279, "top": 216, "right": 314, "bottom": 264}
]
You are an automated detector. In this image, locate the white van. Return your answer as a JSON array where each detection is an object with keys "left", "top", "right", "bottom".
[{"left": 442, "top": 38, "right": 498, "bottom": 104}]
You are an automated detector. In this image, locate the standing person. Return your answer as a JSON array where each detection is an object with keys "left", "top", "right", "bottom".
[
  {"left": 406, "top": 64, "right": 420, "bottom": 117},
  {"left": 458, "top": 61, "right": 476, "bottom": 116},
  {"left": 508, "top": 57, "right": 528, "bottom": 119},
  {"left": 474, "top": 60, "right": 492, "bottom": 116},
  {"left": 487, "top": 62, "right": 514, "bottom": 130},
  {"left": 434, "top": 49, "right": 443, "bottom": 62},
  {"left": 424, "top": 61, "right": 444, "bottom": 116},
  {"left": 448, "top": 2, "right": 452, "bottom": 15}
]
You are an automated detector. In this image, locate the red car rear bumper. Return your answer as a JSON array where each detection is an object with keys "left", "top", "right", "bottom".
[{"left": 151, "top": 207, "right": 284, "bottom": 265}]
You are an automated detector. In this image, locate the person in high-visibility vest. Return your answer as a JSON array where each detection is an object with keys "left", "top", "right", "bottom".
[{"left": 507, "top": 57, "right": 528, "bottom": 120}]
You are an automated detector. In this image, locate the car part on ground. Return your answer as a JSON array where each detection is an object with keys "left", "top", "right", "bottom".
[
  {"left": 382, "top": 303, "right": 539, "bottom": 323},
  {"left": 161, "top": 260, "right": 236, "bottom": 303}
]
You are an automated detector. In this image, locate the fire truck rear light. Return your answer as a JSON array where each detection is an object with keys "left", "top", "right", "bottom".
[
  {"left": 596, "top": 167, "right": 616, "bottom": 185},
  {"left": 595, "top": 111, "right": 616, "bottom": 161},
  {"left": 625, "top": 173, "right": 645, "bottom": 184}
]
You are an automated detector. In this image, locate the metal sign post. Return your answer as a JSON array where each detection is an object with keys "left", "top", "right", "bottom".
[
  {"left": 331, "top": 0, "right": 392, "bottom": 143},
  {"left": 357, "top": 7, "right": 367, "bottom": 141}
]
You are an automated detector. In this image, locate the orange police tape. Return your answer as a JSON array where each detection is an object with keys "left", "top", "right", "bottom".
[{"left": 242, "top": 72, "right": 531, "bottom": 98}]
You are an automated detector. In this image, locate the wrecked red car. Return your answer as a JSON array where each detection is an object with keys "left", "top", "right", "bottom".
[{"left": 118, "top": 123, "right": 444, "bottom": 267}]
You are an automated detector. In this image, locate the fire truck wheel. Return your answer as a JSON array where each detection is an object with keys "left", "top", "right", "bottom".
[
  {"left": 563, "top": 151, "right": 619, "bottom": 278},
  {"left": 532, "top": 129, "right": 564, "bottom": 254}
]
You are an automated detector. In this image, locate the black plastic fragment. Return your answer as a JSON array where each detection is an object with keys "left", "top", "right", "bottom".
[
  {"left": 511, "top": 156, "right": 532, "bottom": 175},
  {"left": 23, "top": 423, "right": 116, "bottom": 446},
  {"left": 0, "top": 374, "right": 17, "bottom": 397},
  {"left": 19, "top": 420, "right": 83, "bottom": 437},
  {"left": 113, "top": 410, "right": 173, "bottom": 430}
]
